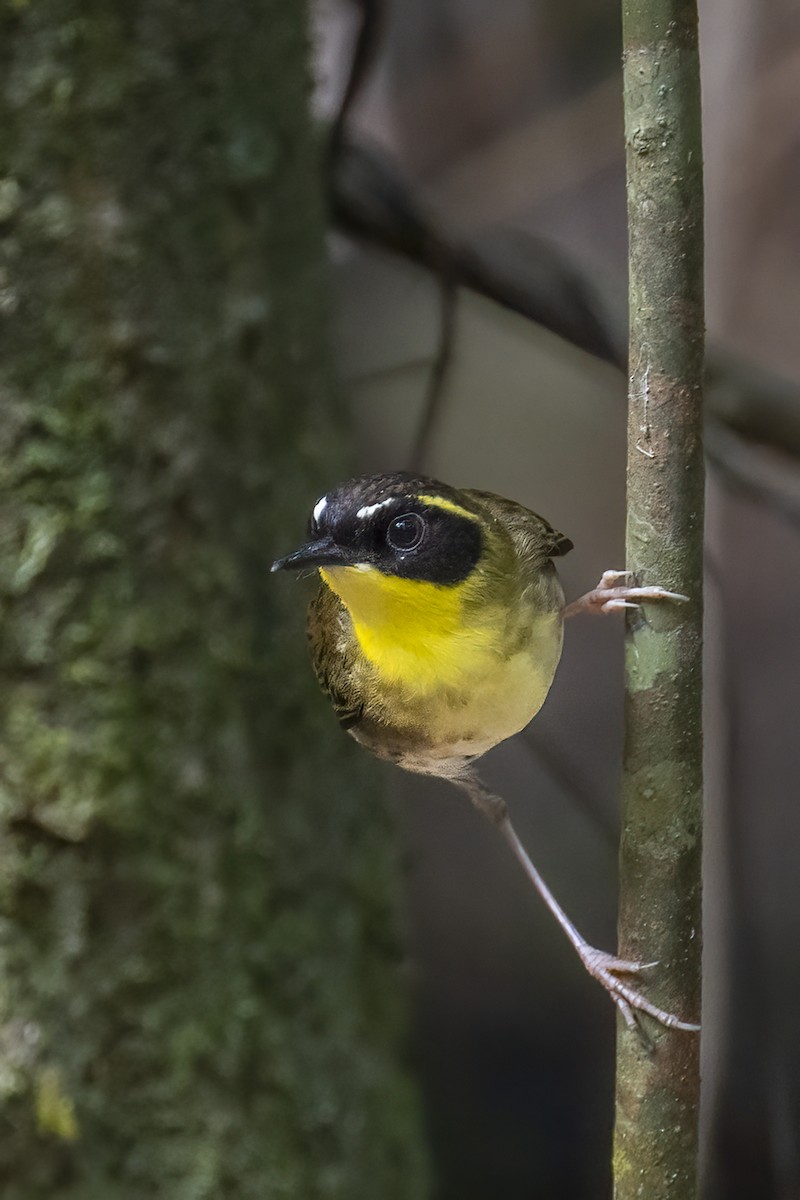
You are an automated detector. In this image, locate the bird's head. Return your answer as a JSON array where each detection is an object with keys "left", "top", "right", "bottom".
[
  {"left": 271, "top": 472, "right": 485, "bottom": 587},
  {"left": 272, "top": 472, "right": 562, "bottom": 688}
]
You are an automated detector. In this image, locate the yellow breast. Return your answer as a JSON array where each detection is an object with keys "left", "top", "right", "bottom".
[
  {"left": 320, "top": 564, "right": 563, "bottom": 754},
  {"left": 320, "top": 565, "right": 496, "bottom": 691}
]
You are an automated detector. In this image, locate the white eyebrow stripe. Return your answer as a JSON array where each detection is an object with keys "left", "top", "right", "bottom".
[
  {"left": 356, "top": 498, "right": 396, "bottom": 520},
  {"left": 313, "top": 496, "right": 327, "bottom": 522}
]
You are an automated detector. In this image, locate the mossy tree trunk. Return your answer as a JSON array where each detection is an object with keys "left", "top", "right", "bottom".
[
  {"left": 0, "top": 2, "right": 426, "bottom": 1196},
  {"left": 614, "top": 2, "right": 704, "bottom": 1198}
]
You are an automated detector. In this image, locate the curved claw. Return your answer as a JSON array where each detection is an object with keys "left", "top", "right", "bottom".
[
  {"left": 629, "top": 586, "right": 689, "bottom": 604},
  {"left": 600, "top": 598, "right": 641, "bottom": 613},
  {"left": 582, "top": 953, "right": 659, "bottom": 975},
  {"left": 599, "top": 570, "right": 634, "bottom": 587},
  {"left": 599, "top": 586, "right": 688, "bottom": 611}
]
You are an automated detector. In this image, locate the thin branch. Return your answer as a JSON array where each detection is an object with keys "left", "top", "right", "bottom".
[
  {"left": 410, "top": 280, "right": 458, "bottom": 472},
  {"left": 613, "top": 2, "right": 705, "bottom": 1196}
]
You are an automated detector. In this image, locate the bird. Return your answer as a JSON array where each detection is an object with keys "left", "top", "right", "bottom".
[{"left": 272, "top": 471, "right": 698, "bottom": 1034}]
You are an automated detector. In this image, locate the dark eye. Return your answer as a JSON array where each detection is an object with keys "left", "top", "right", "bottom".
[{"left": 387, "top": 512, "right": 425, "bottom": 552}]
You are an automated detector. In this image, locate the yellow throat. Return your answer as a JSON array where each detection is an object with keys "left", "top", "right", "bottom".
[{"left": 320, "top": 564, "right": 499, "bottom": 694}]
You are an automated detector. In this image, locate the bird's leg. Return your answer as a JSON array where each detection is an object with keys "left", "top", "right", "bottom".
[
  {"left": 563, "top": 569, "right": 688, "bottom": 618},
  {"left": 458, "top": 776, "right": 700, "bottom": 1035}
]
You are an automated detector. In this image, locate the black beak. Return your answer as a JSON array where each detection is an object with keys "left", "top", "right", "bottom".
[{"left": 271, "top": 536, "right": 359, "bottom": 573}]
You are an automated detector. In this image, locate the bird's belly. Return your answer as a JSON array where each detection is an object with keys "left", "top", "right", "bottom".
[
  {"left": 423, "top": 650, "right": 555, "bottom": 757},
  {"left": 353, "top": 615, "right": 563, "bottom": 774}
]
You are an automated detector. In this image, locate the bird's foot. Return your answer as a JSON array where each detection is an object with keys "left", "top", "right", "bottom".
[
  {"left": 578, "top": 945, "right": 700, "bottom": 1034},
  {"left": 564, "top": 570, "right": 688, "bottom": 617}
]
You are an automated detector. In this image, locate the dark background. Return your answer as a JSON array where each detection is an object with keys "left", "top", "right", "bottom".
[{"left": 314, "top": 0, "right": 800, "bottom": 1195}]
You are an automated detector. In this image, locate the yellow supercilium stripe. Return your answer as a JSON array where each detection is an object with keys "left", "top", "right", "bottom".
[{"left": 415, "top": 494, "right": 479, "bottom": 522}]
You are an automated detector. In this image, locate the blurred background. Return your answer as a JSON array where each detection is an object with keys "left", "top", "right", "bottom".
[{"left": 311, "top": 0, "right": 800, "bottom": 1196}]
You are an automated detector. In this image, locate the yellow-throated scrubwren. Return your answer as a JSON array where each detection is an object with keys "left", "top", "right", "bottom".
[{"left": 273, "top": 471, "right": 698, "bottom": 1033}]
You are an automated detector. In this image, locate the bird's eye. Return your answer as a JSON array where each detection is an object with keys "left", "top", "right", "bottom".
[
  {"left": 308, "top": 496, "right": 328, "bottom": 537},
  {"left": 386, "top": 512, "right": 425, "bottom": 552}
]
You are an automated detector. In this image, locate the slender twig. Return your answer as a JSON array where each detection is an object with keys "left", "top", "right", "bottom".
[
  {"left": 613, "top": 3, "right": 705, "bottom": 1197},
  {"left": 410, "top": 280, "right": 458, "bottom": 471}
]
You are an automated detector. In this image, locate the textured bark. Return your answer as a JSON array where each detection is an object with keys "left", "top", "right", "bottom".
[
  {"left": 614, "top": 3, "right": 704, "bottom": 1198},
  {"left": 0, "top": 2, "right": 426, "bottom": 1196}
]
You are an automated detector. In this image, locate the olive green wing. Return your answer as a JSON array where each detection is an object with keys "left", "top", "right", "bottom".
[
  {"left": 462, "top": 489, "right": 573, "bottom": 561},
  {"left": 307, "top": 582, "right": 365, "bottom": 731}
]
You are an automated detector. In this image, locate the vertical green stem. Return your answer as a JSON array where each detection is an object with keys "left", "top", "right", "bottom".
[{"left": 614, "top": 3, "right": 704, "bottom": 1198}]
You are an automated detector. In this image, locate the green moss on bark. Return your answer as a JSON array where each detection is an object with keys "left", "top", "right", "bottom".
[{"left": 0, "top": 2, "right": 427, "bottom": 1196}]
